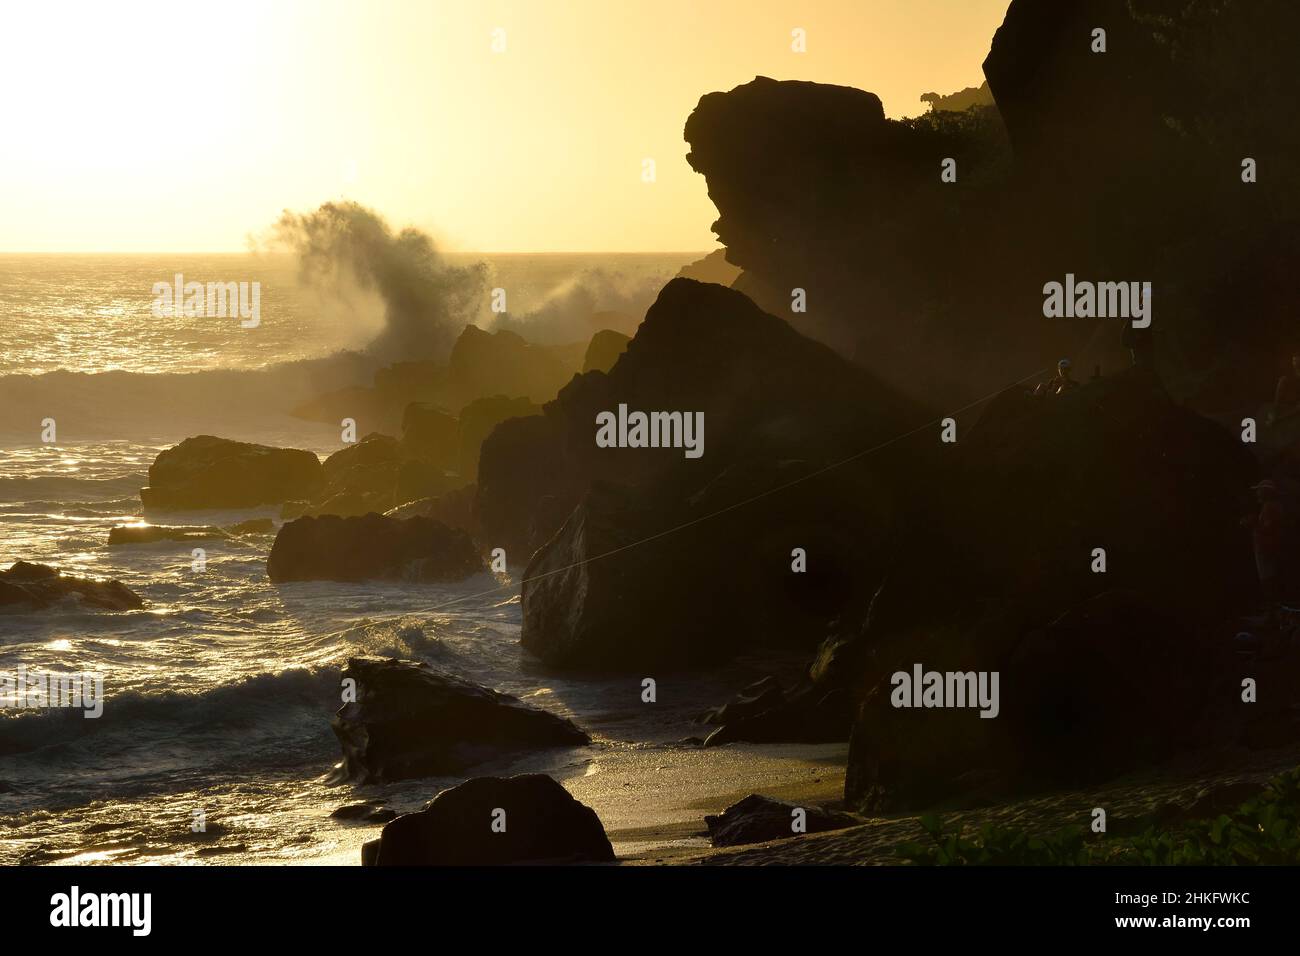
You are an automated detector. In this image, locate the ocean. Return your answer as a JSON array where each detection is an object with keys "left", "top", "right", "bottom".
[{"left": 0, "top": 251, "right": 826, "bottom": 865}]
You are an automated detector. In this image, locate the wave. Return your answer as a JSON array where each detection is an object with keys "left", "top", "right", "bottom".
[
  {"left": 0, "top": 665, "right": 341, "bottom": 756},
  {"left": 0, "top": 477, "right": 145, "bottom": 505},
  {"left": 0, "top": 352, "right": 380, "bottom": 446}
]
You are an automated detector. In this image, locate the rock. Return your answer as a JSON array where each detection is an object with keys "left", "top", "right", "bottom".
[
  {"left": 267, "top": 514, "right": 485, "bottom": 583},
  {"left": 329, "top": 657, "right": 590, "bottom": 784},
  {"left": 704, "top": 795, "right": 858, "bottom": 847},
  {"left": 513, "top": 279, "right": 922, "bottom": 669},
  {"left": 366, "top": 774, "right": 614, "bottom": 865},
  {"left": 307, "top": 433, "right": 453, "bottom": 517},
  {"left": 581, "top": 330, "right": 630, "bottom": 374},
  {"left": 330, "top": 802, "right": 396, "bottom": 824},
  {"left": 844, "top": 373, "right": 1257, "bottom": 812},
  {"left": 140, "top": 435, "right": 322, "bottom": 510},
  {"left": 399, "top": 403, "right": 458, "bottom": 469},
  {"left": 109, "top": 524, "right": 222, "bottom": 545},
  {"left": 383, "top": 484, "right": 476, "bottom": 533},
  {"left": 920, "top": 81, "right": 993, "bottom": 113},
  {"left": 476, "top": 414, "right": 578, "bottom": 561},
  {"left": 0, "top": 561, "right": 143, "bottom": 611},
  {"left": 457, "top": 395, "right": 541, "bottom": 481},
  {"left": 448, "top": 326, "right": 574, "bottom": 405},
  {"left": 225, "top": 518, "right": 275, "bottom": 535},
  {"left": 674, "top": 248, "right": 741, "bottom": 286},
  {"left": 700, "top": 674, "right": 851, "bottom": 747}
]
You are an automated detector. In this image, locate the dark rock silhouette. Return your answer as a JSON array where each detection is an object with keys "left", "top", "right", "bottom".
[
  {"left": 844, "top": 373, "right": 1257, "bottom": 811},
  {"left": 511, "top": 278, "right": 925, "bottom": 668},
  {"left": 329, "top": 657, "right": 588, "bottom": 784},
  {"left": 365, "top": 773, "right": 613, "bottom": 865},
  {"left": 920, "top": 81, "right": 993, "bottom": 112},
  {"left": 140, "top": 435, "right": 322, "bottom": 510},
  {"left": 675, "top": 248, "right": 742, "bottom": 286},
  {"left": 267, "top": 514, "right": 484, "bottom": 583},
  {"left": 0, "top": 561, "right": 143, "bottom": 611},
  {"left": 700, "top": 673, "right": 851, "bottom": 747},
  {"left": 705, "top": 794, "right": 859, "bottom": 848},
  {"left": 581, "top": 329, "right": 631, "bottom": 374},
  {"left": 448, "top": 325, "right": 576, "bottom": 405},
  {"left": 456, "top": 395, "right": 541, "bottom": 482}
]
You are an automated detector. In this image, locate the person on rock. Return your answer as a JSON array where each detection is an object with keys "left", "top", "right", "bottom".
[{"left": 1034, "top": 359, "right": 1079, "bottom": 397}]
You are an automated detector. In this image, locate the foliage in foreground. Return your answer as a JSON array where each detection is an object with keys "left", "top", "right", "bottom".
[{"left": 896, "top": 767, "right": 1300, "bottom": 865}]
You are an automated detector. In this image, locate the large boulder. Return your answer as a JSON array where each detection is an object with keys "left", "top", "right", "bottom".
[
  {"left": 365, "top": 773, "right": 614, "bottom": 865},
  {"left": 267, "top": 514, "right": 484, "bottom": 583},
  {"left": 0, "top": 561, "right": 143, "bottom": 611},
  {"left": 330, "top": 658, "right": 589, "bottom": 784},
  {"left": 140, "top": 435, "right": 322, "bottom": 510},
  {"left": 399, "top": 403, "right": 459, "bottom": 469},
  {"left": 512, "top": 278, "right": 922, "bottom": 669}
]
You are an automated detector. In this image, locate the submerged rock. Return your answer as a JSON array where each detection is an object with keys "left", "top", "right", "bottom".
[
  {"left": 0, "top": 561, "right": 143, "bottom": 611},
  {"left": 107, "top": 518, "right": 274, "bottom": 545},
  {"left": 267, "top": 514, "right": 484, "bottom": 583},
  {"left": 329, "top": 657, "right": 590, "bottom": 784},
  {"left": 366, "top": 774, "right": 614, "bottom": 865},
  {"left": 704, "top": 794, "right": 859, "bottom": 847},
  {"left": 140, "top": 435, "right": 322, "bottom": 510}
]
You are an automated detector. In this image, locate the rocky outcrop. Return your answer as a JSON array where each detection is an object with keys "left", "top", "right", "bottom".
[
  {"left": 844, "top": 373, "right": 1257, "bottom": 812},
  {"left": 511, "top": 278, "right": 924, "bottom": 668},
  {"left": 705, "top": 794, "right": 859, "bottom": 847},
  {"left": 581, "top": 330, "right": 630, "bottom": 374},
  {"left": 330, "top": 658, "right": 589, "bottom": 784},
  {"left": 0, "top": 561, "right": 143, "bottom": 611},
  {"left": 267, "top": 514, "right": 484, "bottom": 583},
  {"left": 456, "top": 395, "right": 541, "bottom": 482},
  {"left": 140, "top": 435, "right": 322, "bottom": 510},
  {"left": 364, "top": 773, "right": 614, "bottom": 865},
  {"left": 399, "top": 403, "right": 458, "bottom": 469},
  {"left": 448, "top": 326, "right": 575, "bottom": 405}
]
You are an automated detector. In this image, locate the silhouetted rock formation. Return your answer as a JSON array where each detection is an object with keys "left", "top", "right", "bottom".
[
  {"left": 364, "top": 773, "right": 613, "bottom": 865},
  {"left": 844, "top": 372, "right": 1257, "bottom": 811},
  {"left": 705, "top": 794, "right": 859, "bottom": 847},
  {"left": 267, "top": 514, "right": 484, "bottom": 583},
  {"left": 140, "top": 435, "right": 322, "bottom": 510},
  {"left": 448, "top": 326, "right": 576, "bottom": 404},
  {"left": 920, "top": 81, "right": 994, "bottom": 112},
  {"left": 675, "top": 248, "right": 742, "bottom": 286},
  {"left": 581, "top": 329, "right": 631, "bottom": 374},
  {"left": 0, "top": 561, "right": 143, "bottom": 611},
  {"left": 330, "top": 658, "right": 589, "bottom": 785},
  {"left": 685, "top": 2, "right": 1300, "bottom": 420},
  {"left": 457, "top": 395, "right": 541, "bottom": 482},
  {"left": 510, "top": 278, "right": 926, "bottom": 668}
]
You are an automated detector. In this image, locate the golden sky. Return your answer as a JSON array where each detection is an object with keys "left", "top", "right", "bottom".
[{"left": 0, "top": 0, "right": 1007, "bottom": 253}]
